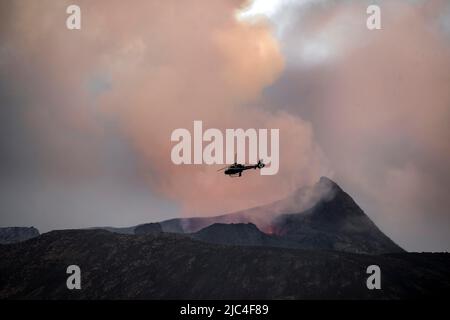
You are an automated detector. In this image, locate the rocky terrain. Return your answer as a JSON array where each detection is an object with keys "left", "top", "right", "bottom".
[{"left": 0, "top": 229, "right": 449, "bottom": 299}]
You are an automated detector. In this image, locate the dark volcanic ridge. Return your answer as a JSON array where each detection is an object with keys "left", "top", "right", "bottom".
[
  {"left": 190, "top": 223, "right": 297, "bottom": 248},
  {"left": 0, "top": 229, "right": 448, "bottom": 300}
]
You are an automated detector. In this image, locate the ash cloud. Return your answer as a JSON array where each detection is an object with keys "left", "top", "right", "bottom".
[
  {"left": 1, "top": 0, "right": 449, "bottom": 251},
  {"left": 262, "top": 0, "right": 450, "bottom": 251},
  {"left": 0, "top": 0, "right": 327, "bottom": 230}
]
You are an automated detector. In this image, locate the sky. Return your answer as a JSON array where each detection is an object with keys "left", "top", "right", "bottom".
[{"left": 0, "top": 0, "right": 449, "bottom": 252}]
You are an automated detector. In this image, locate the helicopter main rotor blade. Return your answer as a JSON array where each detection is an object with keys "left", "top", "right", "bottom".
[{"left": 217, "top": 167, "right": 228, "bottom": 172}]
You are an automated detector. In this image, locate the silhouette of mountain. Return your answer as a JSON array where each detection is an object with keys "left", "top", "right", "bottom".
[
  {"left": 271, "top": 177, "right": 404, "bottom": 254},
  {"left": 87, "top": 177, "right": 402, "bottom": 254},
  {"left": 159, "top": 177, "right": 403, "bottom": 254},
  {"left": 0, "top": 227, "right": 39, "bottom": 244},
  {"left": 0, "top": 229, "right": 448, "bottom": 299}
]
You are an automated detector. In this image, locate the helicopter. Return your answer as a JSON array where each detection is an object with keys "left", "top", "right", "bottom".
[{"left": 217, "top": 154, "right": 265, "bottom": 177}]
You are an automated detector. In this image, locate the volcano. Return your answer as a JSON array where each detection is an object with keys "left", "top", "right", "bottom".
[
  {"left": 270, "top": 177, "right": 404, "bottom": 254},
  {"left": 1, "top": 177, "right": 447, "bottom": 300},
  {"left": 158, "top": 177, "right": 404, "bottom": 254}
]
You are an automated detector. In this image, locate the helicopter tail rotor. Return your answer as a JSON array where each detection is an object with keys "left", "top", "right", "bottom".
[{"left": 257, "top": 159, "right": 265, "bottom": 169}]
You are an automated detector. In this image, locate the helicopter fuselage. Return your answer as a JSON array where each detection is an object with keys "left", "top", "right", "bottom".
[{"left": 223, "top": 162, "right": 263, "bottom": 177}]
